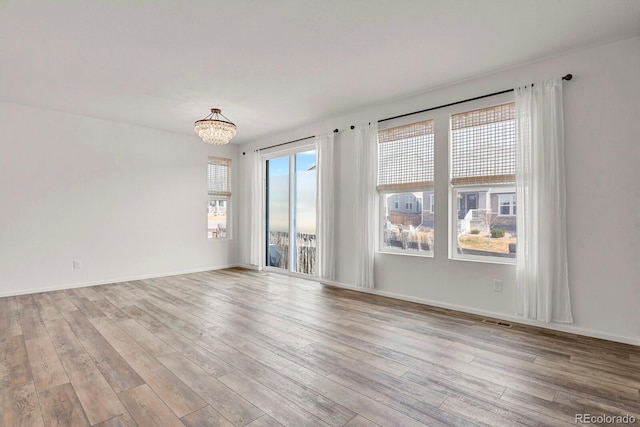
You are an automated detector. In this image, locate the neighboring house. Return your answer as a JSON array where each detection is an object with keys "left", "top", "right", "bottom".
[
  {"left": 386, "top": 190, "right": 514, "bottom": 232},
  {"left": 385, "top": 193, "right": 422, "bottom": 227},
  {"left": 421, "top": 191, "right": 435, "bottom": 228},
  {"left": 385, "top": 193, "right": 421, "bottom": 213},
  {"left": 386, "top": 192, "right": 436, "bottom": 228},
  {"left": 458, "top": 189, "right": 516, "bottom": 232},
  {"left": 208, "top": 199, "right": 227, "bottom": 215}
]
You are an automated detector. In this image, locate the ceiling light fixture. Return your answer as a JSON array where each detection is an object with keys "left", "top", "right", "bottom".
[{"left": 194, "top": 108, "right": 237, "bottom": 144}]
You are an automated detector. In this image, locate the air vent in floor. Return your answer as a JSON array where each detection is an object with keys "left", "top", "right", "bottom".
[{"left": 482, "top": 318, "right": 512, "bottom": 328}]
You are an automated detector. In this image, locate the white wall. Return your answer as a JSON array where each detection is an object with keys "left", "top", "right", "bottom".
[
  {"left": 239, "top": 36, "right": 640, "bottom": 345},
  {"left": 0, "top": 103, "right": 239, "bottom": 296}
]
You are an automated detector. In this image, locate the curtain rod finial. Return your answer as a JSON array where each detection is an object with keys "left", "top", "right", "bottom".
[
  {"left": 563, "top": 74, "right": 572, "bottom": 81},
  {"left": 333, "top": 128, "right": 339, "bottom": 133}
]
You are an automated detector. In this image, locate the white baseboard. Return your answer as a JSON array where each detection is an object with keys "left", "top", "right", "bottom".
[
  {"left": 315, "top": 277, "right": 640, "bottom": 347},
  {"left": 0, "top": 264, "right": 240, "bottom": 298}
]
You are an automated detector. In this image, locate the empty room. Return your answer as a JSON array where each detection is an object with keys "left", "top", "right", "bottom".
[{"left": 1, "top": 1, "right": 639, "bottom": 426}]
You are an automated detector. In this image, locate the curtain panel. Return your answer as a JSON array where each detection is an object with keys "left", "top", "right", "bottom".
[
  {"left": 515, "top": 78, "right": 572, "bottom": 323},
  {"left": 354, "top": 123, "right": 378, "bottom": 289},
  {"left": 316, "top": 132, "right": 336, "bottom": 281},
  {"left": 242, "top": 150, "right": 262, "bottom": 267}
]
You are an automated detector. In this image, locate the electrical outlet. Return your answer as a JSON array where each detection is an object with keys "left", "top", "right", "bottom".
[
  {"left": 73, "top": 260, "right": 81, "bottom": 269},
  {"left": 493, "top": 279, "right": 502, "bottom": 292}
]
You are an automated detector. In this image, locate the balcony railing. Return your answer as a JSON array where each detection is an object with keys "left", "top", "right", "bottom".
[{"left": 268, "top": 231, "right": 316, "bottom": 275}]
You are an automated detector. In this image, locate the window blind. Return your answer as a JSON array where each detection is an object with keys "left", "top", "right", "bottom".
[
  {"left": 450, "top": 103, "right": 515, "bottom": 186},
  {"left": 208, "top": 157, "right": 231, "bottom": 198},
  {"left": 377, "top": 119, "right": 434, "bottom": 192}
]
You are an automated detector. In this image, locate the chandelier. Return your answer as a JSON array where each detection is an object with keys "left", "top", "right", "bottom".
[{"left": 194, "top": 108, "right": 237, "bottom": 144}]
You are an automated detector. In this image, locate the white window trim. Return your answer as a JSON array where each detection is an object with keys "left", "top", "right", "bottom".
[
  {"left": 447, "top": 96, "right": 518, "bottom": 265},
  {"left": 208, "top": 157, "right": 232, "bottom": 240},
  {"left": 377, "top": 114, "right": 435, "bottom": 258}
]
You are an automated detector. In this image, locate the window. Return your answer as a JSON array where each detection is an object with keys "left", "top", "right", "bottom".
[
  {"left": 450, "top": 103, "right": 516, "bottom": 262},
  {"left": 378, "top": 119, "right": 434, "bottom": 255},
  {"left": 498, "top": 194, "right": 516, "bottom": 216},
  {"left": 208, "top": 157, "right": 231, "bottom": 239},
  {"left": 429, "top": 194, "right": 435, "bottom": 213},
  {"left": 405, "top": 198, "right": 413, "bottom": 210}
]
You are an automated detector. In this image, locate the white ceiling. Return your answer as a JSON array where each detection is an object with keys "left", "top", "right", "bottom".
[{"left": 1, "top": 1, "right": 639, "bottom": 144}]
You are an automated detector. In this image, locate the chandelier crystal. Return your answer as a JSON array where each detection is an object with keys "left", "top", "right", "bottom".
[{"left": 194, "top": 108, "right": 237, "bottom": 144}]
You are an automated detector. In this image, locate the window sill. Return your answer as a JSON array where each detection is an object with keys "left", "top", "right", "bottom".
[
  {"left": 377, "top": 250, "right": 433, "bottom": 258},
  {"left": 449, "top": 254, "right": 515, "bottom": 266}
]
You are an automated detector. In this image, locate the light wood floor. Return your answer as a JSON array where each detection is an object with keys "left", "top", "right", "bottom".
[{"left": 1, "top": 268, "right": 638, "bottom": 426}]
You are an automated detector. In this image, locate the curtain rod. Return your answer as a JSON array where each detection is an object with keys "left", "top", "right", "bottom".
[
  {"left": 375, "top": 73, "right": 573, "bottom": 124},
  {"left": 243, "top": 129, "right": 339, "bottom": 155},
  {"left": 243, "top": 73, "right": 573, "bottom": 154}
]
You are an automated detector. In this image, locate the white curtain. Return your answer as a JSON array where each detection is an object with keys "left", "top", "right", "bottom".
[
  {"left": 316, "top": 132, "right": 335, "bottom": 281},
  {"left": 354, "top": 123, "right": 378, "bottom": 289},
  {"left": 242, "top": 150, "right": 262, "bottom": 267},
  {"left": 515, "top": 78, "right": 572, "bottom": 323}
]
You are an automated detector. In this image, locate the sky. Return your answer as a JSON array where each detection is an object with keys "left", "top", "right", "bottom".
[
  {"left": 267, "top": 150, "right": 317, "bottom": 233},
  {"left": 268, "top": 150, "right": 316, "bottom": 176}
]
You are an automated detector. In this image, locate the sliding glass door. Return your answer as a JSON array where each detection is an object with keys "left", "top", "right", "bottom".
[
  {"left": 265, "top": 148, "right": 317, "bottom": 275},
  {"left": 266, "top": 155, "right": 290, "bottom": 270},
  {"left": 294, "top": 150, "right": 317, "bottom": 274}
]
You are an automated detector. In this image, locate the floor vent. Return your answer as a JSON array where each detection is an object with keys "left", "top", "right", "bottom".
[{"left": 482, "top": 318, "right": 513, "bottom": 328}]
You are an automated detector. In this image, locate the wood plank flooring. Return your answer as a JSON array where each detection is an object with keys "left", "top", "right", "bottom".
[{"left": 1, "top": 268, "right": 638, "bottom": 426}]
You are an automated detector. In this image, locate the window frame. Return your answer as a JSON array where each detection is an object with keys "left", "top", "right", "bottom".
[
  {"left": 449, "top": 186, "right": 516, "bottom": 264},
  {"left": 376, "top": 117, "right": 435, "bottom": 258},
  {"left": 260, "top": 142, "right": 318, "bottom": 276},
  {"left": 379, "top": 188, "right": 434, "bottom": 257},
  {"left": 207, "top": 199, "right": 230, "bottom": 239},
  {"left": 207, "top": 156, "right": 231, "bottom": 240},
  {"left": 448, "top": 101, "right": 517, "bottom": 265}
]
